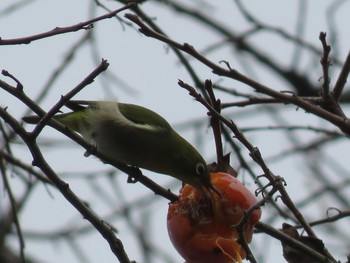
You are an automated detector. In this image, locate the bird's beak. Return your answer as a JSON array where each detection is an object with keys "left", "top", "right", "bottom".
[
  {"left": 203, "top": 181, "right": 221, "bottom": 198},
  {"left": 197, "top": 182, "right": 221, "bottom": 206}
]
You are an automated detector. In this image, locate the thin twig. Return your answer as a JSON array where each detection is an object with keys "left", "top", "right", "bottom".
[
  {"left": 0, "top": 158, "right": 27, "bottom": 263},
  {"left": 297, "top": 208, "right": 350, "bottom": 228},
  {"left": 0, "top": 150, "right": 52, "bottom": 184},
  {"left": 1, "top": 70, "right": 23, "bottom": 90},
  {"left": 318, "top": 32, "right": 347, "bottom": 118},
  {"left": 31, "top": 32, "right": 93, "bottom": 112},
  {"left": 204, "top": 80, "right": 224, "bottom": 167},
  {"left": 0, "top": 3, "right": 136, "bottom": 45},
  {"left": 333, "top": 50, "right": 350, "bottom": 101},
  {"left": 221, "top": 96, "right": 322, "bottom": 108},
  {"left": 319, "top": 32, "right": 332, "bottom": 99},
  {"left": 256, "top": 222, "right": 335, "bottom": 263},
  {"left": 30, "top": 59, "right": 109, "bottom": 138}
]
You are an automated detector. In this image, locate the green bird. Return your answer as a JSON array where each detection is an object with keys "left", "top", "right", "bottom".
[{"left": 23, "top": 100, "right": 217, "bottom": 195}]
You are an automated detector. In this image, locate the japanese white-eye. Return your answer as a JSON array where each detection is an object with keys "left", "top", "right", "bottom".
[{"left": 23, "top": 100, "right": 216, "bottom": 194}]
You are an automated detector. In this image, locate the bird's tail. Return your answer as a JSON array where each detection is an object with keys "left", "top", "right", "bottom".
[
  {"left": 22, "top": 115, "right": 42, "bottom": 124},
  {"left": 22, "top": 111, "right": 85, "bottom": 132}
]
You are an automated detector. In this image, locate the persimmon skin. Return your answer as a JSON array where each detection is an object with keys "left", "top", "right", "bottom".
[{"left": 167, "top": 173, "right": 261, "bottom": 263}]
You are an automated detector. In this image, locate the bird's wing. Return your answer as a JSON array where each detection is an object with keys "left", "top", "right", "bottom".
[
  {"left": 65, "top": 100, "right": 172, "bottom": 132},
  {"left": 118, "top": 103, "right": 172, "bottom": 131},
  {"left": 65, "top": 100, "right": 97, "bottom": 111}
]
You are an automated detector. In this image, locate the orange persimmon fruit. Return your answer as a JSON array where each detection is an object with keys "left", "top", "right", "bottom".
[{"left": 167, "top": 172, "right": 261, "bottom": 263}]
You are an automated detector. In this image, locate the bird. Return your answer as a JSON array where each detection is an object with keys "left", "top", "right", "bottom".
[{"left": 23, "top": 100, "right": 218, "bottom": 195}]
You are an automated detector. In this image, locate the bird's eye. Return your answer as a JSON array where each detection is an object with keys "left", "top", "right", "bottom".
[{"left": 195, "top": 163, "right": 205, "bottom": 176}]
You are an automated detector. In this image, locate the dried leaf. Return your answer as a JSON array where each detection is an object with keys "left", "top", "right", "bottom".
[{"left": 281, "top": 223, "right": 326, "bottom": 263}]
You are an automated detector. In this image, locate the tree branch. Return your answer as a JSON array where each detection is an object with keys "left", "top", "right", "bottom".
[{"left": 0, "top": 3, "right": 135, "bottom": 45}]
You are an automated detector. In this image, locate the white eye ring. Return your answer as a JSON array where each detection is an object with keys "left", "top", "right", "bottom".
[{"left": 195, "top": 163, "right": 205, "bottom": 175}]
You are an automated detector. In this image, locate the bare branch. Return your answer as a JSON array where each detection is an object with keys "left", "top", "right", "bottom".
[
  {"left": 0, "top": 3, "right": 135, "bottom": 45},
  {"left": 333, "top": 50, "right": 350, "bottom": 100}
]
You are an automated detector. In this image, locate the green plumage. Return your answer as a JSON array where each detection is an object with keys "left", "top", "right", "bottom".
[{"left": 23, "top": 101, "right": 214, "bottom": 192}]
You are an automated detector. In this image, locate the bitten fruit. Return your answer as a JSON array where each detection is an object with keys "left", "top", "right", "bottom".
[{"left": 167, "top": 173, "right": 261, "bottom": 263}]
